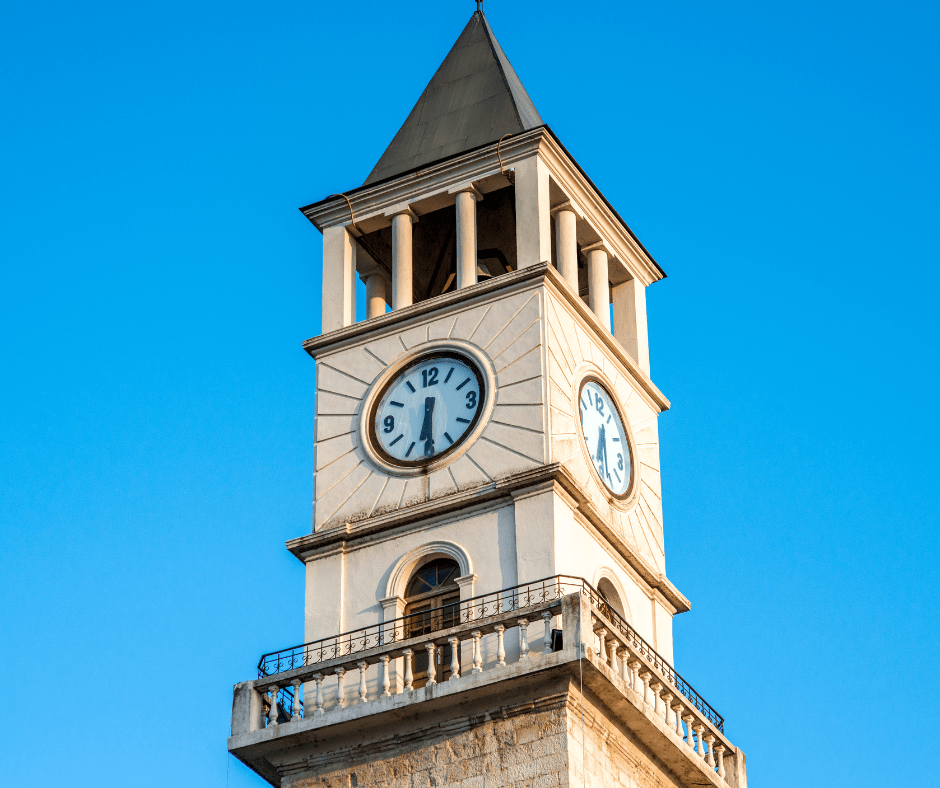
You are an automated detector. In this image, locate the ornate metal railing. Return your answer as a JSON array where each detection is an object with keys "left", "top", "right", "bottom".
[
  {"left": 258, "top": 575, "right": 582, "bottom": 676},
  {"left": 581, "top": 582, "right": 723, "bottom": 731},
  {"left": 256, "top": 574, "right": 722, "bottom": 732}
]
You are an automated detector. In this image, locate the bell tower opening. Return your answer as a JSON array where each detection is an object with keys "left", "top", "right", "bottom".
[{"left": 353, "top": 183, "right": 517, "bottom": 309}]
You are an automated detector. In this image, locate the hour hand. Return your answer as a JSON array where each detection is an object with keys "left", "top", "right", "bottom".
[{"left": 419, "top": 397, "right": 435, "bottom": 457}]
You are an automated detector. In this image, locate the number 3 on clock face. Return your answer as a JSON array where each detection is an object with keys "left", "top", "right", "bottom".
[
  {"left": 579, "top": 379, "right": 632, "bottom": 497},
  {"left": 371, "top": 353, "right": 485, "bottom": 466}
]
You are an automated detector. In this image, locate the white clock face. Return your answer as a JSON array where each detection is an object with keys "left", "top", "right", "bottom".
[
  {"left": 371, "top": 354, "right": 484, "bottom": 466},
  {"left": 579, "top": 379, "right": 632, "bottom": 497}
]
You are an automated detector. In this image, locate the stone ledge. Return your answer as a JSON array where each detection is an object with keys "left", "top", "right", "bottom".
[{"left": 229, "top": 646, "right": 739, "bottom": 788}]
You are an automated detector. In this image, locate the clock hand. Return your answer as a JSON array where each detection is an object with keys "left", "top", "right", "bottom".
[
  {"left": 597, "top": 423, "right": 610, "bottom": 481},
  {"left": 419, "top": 397, "right": 435, "bottom": 457}
]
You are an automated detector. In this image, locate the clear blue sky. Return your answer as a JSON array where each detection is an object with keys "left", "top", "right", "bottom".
[{"left": 2, "top": 1, "right": 937, "bottom": 785}]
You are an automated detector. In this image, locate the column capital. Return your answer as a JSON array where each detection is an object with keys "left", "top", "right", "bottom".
[
  {"left": 582, "top": 239, "right": 612, "bottom": 256},
  {"left": 447, "top": 182, "right": 483, "bottom": 200},
  {"left": 454, "top": 573, "right": 477, "bottom": 596},
  {"left": 384, "top": 203, "right": 419, "bottom": 223},
  {"left": 550, "top": 199, "right": 585, "bottom": 219}
]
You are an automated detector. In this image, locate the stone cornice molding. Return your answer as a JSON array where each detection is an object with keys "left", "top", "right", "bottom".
[
  {"left": 301, "top": 261, "right": 669, "bottom": 414},
  {"left": 300, "top": 126, "right": 664, "bottom": 286},
  {"left": 286, "top": 462, "right": 690, "bottom": 615}
]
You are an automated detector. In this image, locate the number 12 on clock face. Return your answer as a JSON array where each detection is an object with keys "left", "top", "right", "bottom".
[{"left": 373, "top": 354, "right": 483, "bottom": 465}]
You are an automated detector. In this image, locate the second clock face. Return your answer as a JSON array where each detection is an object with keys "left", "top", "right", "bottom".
[
  {"left": 371, "top": 353, "right": 485, "bottom": 466},
  {"left": 579, "top": 379, "right": 632, "bottom": 497}
]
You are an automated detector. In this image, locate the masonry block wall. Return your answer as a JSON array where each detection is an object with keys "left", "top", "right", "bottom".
[{"left": 280, "top": 679, "right": 690, "bottom": 788}]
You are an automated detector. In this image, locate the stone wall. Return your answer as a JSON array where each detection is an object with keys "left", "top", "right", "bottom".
[
  {"left": 279, "top": 679, "right": 687, "bottom": 788},
  {"left": 284, "top": 694, "right": 569, "bottom": 788},
  {"left": 565, "top": 687, "right": 682, "bottom": 788}
]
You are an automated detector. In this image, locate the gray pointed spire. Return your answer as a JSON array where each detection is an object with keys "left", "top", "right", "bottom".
[{"left": 364, "top": 12, "right": 543, "bottom": 185}]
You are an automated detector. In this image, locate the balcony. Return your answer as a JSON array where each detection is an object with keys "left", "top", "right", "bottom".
[{"left": 229, "top": 577, "right": 745, "bottom": 788}]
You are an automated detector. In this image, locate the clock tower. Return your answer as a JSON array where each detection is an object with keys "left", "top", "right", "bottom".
[{"left": 229, "top": 9, "right": 748, "bottom": 788}]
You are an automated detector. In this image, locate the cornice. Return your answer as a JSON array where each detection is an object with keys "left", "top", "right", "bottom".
[
  {"left": 301, "top": 261, "right": 670, "bottom": 414},
  {"left": 286, "top": 461, "right": 689, "bottom": 614},
  {"left": 301, "top": 262, "right": 545, "bottom": 360},
  {"left": 299, "top": 126, "right": 664, "bottom": 285}
]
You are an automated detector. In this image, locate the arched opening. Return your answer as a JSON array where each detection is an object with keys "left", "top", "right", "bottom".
[
  {"left": 597, "top": 577, "right": 625, "bottom": 620},
  {"left": 404, "top": 558, "right": 461, "bottom": 685}
]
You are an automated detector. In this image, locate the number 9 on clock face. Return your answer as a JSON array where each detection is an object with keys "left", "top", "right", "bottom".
[
  {"left": 579, "top": 379, "right": 632, "bottom": 497},
  {"left": 371, "top": 354, "right": 485, "bottom": 466}
]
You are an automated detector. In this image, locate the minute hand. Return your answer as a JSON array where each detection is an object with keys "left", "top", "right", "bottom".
[{"left": 419, "top": 397, "right": 435, "bottom": 457}]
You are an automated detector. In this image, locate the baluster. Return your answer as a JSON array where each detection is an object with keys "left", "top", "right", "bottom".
[
  {"left": 471, "top": 631, "right": 483, "bottom": 673},
  {"left": 335, "top": 667, "right": 346, "bottom": 709},
  {"left": 380, "top": 655, "right": 391, "bottom": 697},
  {"left": 714, "top": 745, "right": 726, "bottom": 780},
  {"left": 639, "top": 671, "right": 652, "bottom": 706},
  {"left": 357, "top": 660, "right": 368, "bottom": 703},
  {"left": 518, "top": 618, "right": 529, "bottom": 661},
  {"left": 314, "top": 674, "right": 324, "bottom": 714},
  {"left": 448, "top": 637, "right": 460, "bottom": 680},
  {"left": 682, "top": 714, "right": 696, "bottom": 752},
  {"left": 651, "top": 682, "right": 664, "bottom": 718},
  {"left": 291, "top": 679, "right": 302, "bottom": 721},
  {"left": 542, "top": 611, "right": 553, "bottom": 655},
  {"left": 426, "top": 643, "right": 437, "bottom": 685},
  {"left": 694, "top": 724, "right": 706, "bottom": 759},
  {"left": 672, "top": 703, "right": 685, "bottom": 737},
  {"left": 267, "top": 685, "right": 279, "bottom": 727},
  {"left": 607, "top": 641, "right": 620, "bottom": 677},
  {"left": 495, "top": 624, "right": 506, "bottom": 666},
  {"left": 661, "top": 691, "right": 674, "bottom": 727},
  {"left": 596, "top": 628, "right": 608, "bottom": 662},
  {"left": 403, "top": 648, "right": 414, "bottom": 691},
  {"left": 704, "top": 734, "right": 716, "bottom": 767},
  {"left": 628, "top": 659, "right": 641, "bottom": 692}
]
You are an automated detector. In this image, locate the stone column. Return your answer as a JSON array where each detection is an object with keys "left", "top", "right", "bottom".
[
  {"left": 551, "top": 202, "right": 579, "bottom": 292},
  {"left": 582, "top": 241, "right": 611, "bottom": 331},
  {"left": 321, "top": 225, "right": 357, "bottom": 333},
  {"left": 514, "top": 155, "right": 551, "bottom": 268},
  {"left": 365, "top": 273, "right": 387, "bottom": 319},
  {"left": 611, "top": 276, "right": 651, "bottom": 375},
  {"left": 452, "top": 185, "right": 482, "bottom": 289},
  {"left": 387, "top": 206, "right": 418, "bottom": 309}
]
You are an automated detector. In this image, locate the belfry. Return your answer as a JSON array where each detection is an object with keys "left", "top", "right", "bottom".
[{"left": 228, "top": 9, "right": 748, "bottom": 788}]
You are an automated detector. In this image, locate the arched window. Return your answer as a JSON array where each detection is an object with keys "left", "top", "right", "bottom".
[
  {"left": 597, "top": 577, "right": 626, "bottom": 620},
  {"left": 405, "top": 558, "right": 461, "bottom": 685}
]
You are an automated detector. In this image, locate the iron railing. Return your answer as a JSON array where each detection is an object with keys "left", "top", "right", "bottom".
[
  {"left": 582, "top": 582, "right": 724, "bottom": 731},
  {"left": 256, "top": 574, "right": 722, "bottom": 732},
  {"left": 258, "top": 575, "right": 580, "bottom": 676}
]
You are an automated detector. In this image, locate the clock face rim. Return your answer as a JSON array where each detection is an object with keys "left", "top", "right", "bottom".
[
  {"left": 577, "top": 374, "right": 635, "bottom": 502},
  {"left": 367, "top": 350, "right": 487, "bottom": 470}
]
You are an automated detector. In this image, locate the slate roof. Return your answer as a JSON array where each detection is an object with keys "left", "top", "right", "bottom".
[{"left": 364, "top": 11, "right": 544, "bottom": 186}]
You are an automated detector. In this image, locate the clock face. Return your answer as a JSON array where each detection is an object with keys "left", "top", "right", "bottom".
[
  {"left": 371, "top": 353, "right": 485, "bottom": 466},
  {"left": 579, "top": 379, "right": 632, "bottom": 497}
]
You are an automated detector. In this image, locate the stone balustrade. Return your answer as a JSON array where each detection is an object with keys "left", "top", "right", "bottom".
[
  {"left": 587, "top": 602, "right": 733, "bottom": 783},
  {"left": 235, "top": 576, "right": 742, "bottom": 787}
]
